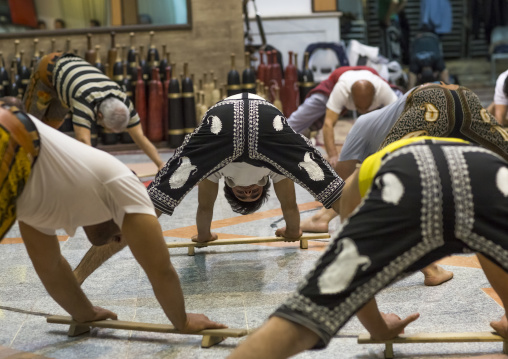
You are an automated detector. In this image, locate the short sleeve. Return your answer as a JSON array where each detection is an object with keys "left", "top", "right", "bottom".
[
  {"left": 376, "top": 82, "right": 398, "bottom": 107},
  {"left": 269, "top": 171, "right": 286, "bottom": 183},
  {"left": 207, "top": 171, "right": 222, "bottom": 183},
  {"left": 494, "top": 72, "right": 508, "bottom": 105},
  {"left": 126, "top": 97, "right": 141, "bottom": 128},
  {"left": 104, "top": 174, "right": 156, "bottom": 229},
  {"left": 326, "top": 82, "right": 347, "bottom": 114}
]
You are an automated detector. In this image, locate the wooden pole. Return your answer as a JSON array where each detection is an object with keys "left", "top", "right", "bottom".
[
  {"left": 47, "top": 315, "right": 248, "bottom": 348},
  {"left": 166, "top": 233, "right": 330, "bottom": 256},
  {"left": 358, "top": 332, "right": 508, "bottom": 359}
]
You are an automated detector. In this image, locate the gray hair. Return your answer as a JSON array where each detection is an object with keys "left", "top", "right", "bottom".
[{"left": 98, "top": 97, "right": 130, "bottom": 132}]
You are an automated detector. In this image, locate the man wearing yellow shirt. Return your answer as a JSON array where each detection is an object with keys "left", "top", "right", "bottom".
[{"left": 230, "top": 137, "right": 508, "bottom": 358}]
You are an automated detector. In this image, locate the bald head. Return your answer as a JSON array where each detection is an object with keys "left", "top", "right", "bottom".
[{"left": 351, "top": 80, "right": 375, "bottom": 114}]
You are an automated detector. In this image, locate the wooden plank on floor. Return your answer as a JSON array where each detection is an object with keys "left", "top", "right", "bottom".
[
  {"left": 166, "top": 233, "right": 330, "bottom": 255},
  {"left": 167, "top": 233, "right": 329, "bottom": 248},
  {"left": 47, "top": 315, "right": 248, "bottom": 337},
  {"left": 358, "top": 331, "right": 505, "bottom": 344},
  {"left": 358, "top": 332, "right": 508, "bottom": 359}
]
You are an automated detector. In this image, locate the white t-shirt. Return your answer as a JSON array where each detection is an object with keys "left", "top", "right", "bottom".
[
  {"left": 16, "top": 115, "right": 155, "bottom": 236},
  {"left": 494, "top": 69, "right": 508, "bottom": 105},
  {"left": 206, "top": 162, "right": 285, "bottom": 187},
  {"left": 326, "top": 70, "right": 398, "bottom": 114}
]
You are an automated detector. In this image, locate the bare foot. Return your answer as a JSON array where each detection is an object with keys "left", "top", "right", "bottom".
[
  {"left": 300, "top": 207, "right": 338, "bottom": 233},
  {"left": 300, "top": 216, "right": 329, "bottom": 233},
  {"left": 421, "top": 264, "right": 454, "bottom": 286},
  {"left": 491, "top": 315, "right": 508, "bottom": 338}
]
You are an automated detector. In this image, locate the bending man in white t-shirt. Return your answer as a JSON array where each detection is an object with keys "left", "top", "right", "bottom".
[
  {"left": 322, "top": 70, "right": 398, "bottom": 167},
  {"left": 0, "top": 102, "right": 224, "bottom": 332}
]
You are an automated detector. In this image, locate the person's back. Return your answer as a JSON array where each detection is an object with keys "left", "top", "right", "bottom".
[{"left": 16, "top": 116, "right": 150, "bottom": 236}]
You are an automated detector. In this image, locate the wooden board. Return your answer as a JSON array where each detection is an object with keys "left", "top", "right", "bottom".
[
  {"left": 358, "top": 332, "right": 508, "bottom": 358},
  {"left": 47, "top": 315, "right": 249, "bottom": 348},
  {"left": 166, "top": 233, "right": 330, "bottom": 256}
]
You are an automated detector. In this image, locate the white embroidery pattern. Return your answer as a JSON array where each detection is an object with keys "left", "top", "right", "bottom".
[
  {"left": 169, "top": 157, "right": 197, "bottom": 189},
  {"left": 208, "top": 115, "right": 223, "bottom": 135},
  {"left": 496, "top": 167, "right": 508, "bottom": 197},
  {"left": 298, "top": 152, "right": 325, "bottom": 181},
  {"left": 376, "top": 172, "right": 405, "bottom": 205},
  {"left": 318, "top": 238, "right": 371, "bottom": 294},
  {"left": 273, "top": 115, "right": 284, "bottom": 131}
]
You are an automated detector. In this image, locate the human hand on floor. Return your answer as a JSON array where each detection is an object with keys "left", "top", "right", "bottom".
[
  {"left": 371, "top": 312, "right": 420, "bottom": 340},
  {"left": 180, "top": 313, "right": 228, "bottom": 333},
  {"left": 74, "top": 306, "right": 118, "bottom": 323},
  {"left": 275, "top": 227, "right": 302, "bottom": 241},
  {"left": 191, "top": 232, "right": 218, "bottom": 243},
  {"left": 491, "top": 315, "right": 508, "bottom": 338}
]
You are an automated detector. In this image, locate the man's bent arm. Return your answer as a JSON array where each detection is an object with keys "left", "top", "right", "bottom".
[
  {"left": 128, "top": 124, "right": 165, "bottom": 170},
  {"left": 195, "top": 179, "right": 219, "bottom": 241},
  {"left": 335, "top": 159, "right": 360, "bottom": 180},
  {"left": 273, "top": 179, "right": 301, "bottom": 238},
  {"left": 19, "top": 222, "right": 117, "bottom": 322},
  {"left": 322, "top": 108, "right": 340, "bottom": 166},
  {"left": 336, "top": 168, "right": 362, "bottom": 219},
  {"left": 122, "top": 213, "right": 189, "bottom": 330}
]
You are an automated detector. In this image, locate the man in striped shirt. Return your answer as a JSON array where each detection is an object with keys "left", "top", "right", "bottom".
[{"left": 23, "top": 52, "right": 164, "bottom": 169}]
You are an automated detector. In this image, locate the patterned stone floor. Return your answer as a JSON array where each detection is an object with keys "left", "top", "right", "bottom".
[{"left": 1, "top": 82, "right": 506, "bottom": 359}]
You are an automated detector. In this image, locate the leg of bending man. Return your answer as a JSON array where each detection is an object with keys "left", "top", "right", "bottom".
[{"left": 229, "top": 138, "right": 508, "bottom": 358}]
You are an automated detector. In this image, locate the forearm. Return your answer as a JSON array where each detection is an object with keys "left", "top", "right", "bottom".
[
  {"left": 323, "top": 123, "right": 338, "bottom": 158},
  {"left": 37, "top": 255, "right": 96, "bottom": 322},
  {"left": 122, "top": 213, "right": 188, "bottom": 330},
  {"left": 196, "top": 205, "right": 214, "bottom": 237},
  {"left": 134, "top": 135, "right": 164, "bottom": 168},
  {"left": 73, "top": 124, "right": 92, "bottom": 146},
  {"left": 145, "top": 264, "right": 188, "bottom": 330},
  {"left": 281, "top": 205, "right": 301, "bottom": 235}
]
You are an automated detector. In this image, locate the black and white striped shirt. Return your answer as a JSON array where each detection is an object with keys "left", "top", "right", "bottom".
[{"left": 53, "top": 54, "right": 139, "bottom": 129}]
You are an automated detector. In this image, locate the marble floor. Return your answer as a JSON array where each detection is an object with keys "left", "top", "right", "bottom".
[{"left": 1, "top": 121, "right": 506, "bottom": 358}]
